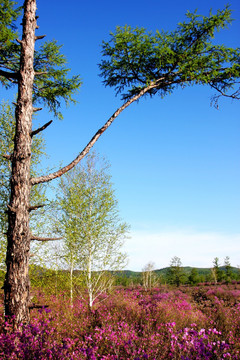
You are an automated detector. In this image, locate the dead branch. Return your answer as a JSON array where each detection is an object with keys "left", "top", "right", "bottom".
[
  {"left": 33, "top": 107, "right": 43, "bottom": 112},
  {"left": 3, "top": 154, "right": 12, "bottom": 160},
  {"left": 31, "top": 234, "right": 62, "bottom": 241},
  {"left": 31, "top": 120, "right": 52, "bottom": 137},
  {"left": 29, "top": 304, "right": 49, "bottom": 309},
  {"left": 34, "top": 71, "right": 48, "bottom": 76},
  {"left": 35, "top": 35, "right": 46, "bottom": 40},
  {"left": 0, "top": 69, "right": 19, "bottom": 80},
  {"left": 29, "top": 204, "right": 45, "bottom": 212},
  {"left": 7, "top": 205, "right": 16, "bottom": 213}
]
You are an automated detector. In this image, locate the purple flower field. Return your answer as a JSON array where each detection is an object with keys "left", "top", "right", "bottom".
[{"left": 0, "top": 285, "right": 239, "bottom": 359}]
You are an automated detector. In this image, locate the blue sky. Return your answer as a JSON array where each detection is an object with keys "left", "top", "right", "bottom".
[{"left": 2, "top": 0, "right": 240, "bottom": 270}]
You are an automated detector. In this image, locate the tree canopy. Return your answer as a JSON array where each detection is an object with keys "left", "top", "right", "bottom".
[
  {"left": 99, "top": 6, "right": 240, "bottom": 103},
  {"left": 0, "top": 1, "right": 82, "bottom": 118},
  {"left": 55, "top": 152, "right": 129, "bottom": 307}
]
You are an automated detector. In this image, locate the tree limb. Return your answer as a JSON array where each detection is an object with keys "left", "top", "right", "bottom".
[
  {"left": 35, "top": 71, "right": 48, "bottom": 76},
  {"left": 7, "top": 204, "right": 16, "bottom": 213},
  {"left": 29, "top": 204, "right": 45, "bottom": 212},
  {"left": 30, "top": 234, "right": 62, "bottom": 241},
  {"left": 31, "top": 120, "right": 52, "bottom": 137},
  {"left": 0, "top": 69, "right": 19, "bottom": 80},
  {"left": 29, "top": 304, "right": 49, "bottom": 309},
  {"left": 31, "top": 78, "right": 164, "bottom": 185},
  {"left": 33, "top": 107, "right": 43, "bottom": 112},
  {"left": 35, "top": 35, "right": 46, "bottom": 40},
  {"left": 3, "top": 154, "right": 12, "bottom": 161},
  {"left": 210, "top": 83, "right": 240, "bottom": 100}
]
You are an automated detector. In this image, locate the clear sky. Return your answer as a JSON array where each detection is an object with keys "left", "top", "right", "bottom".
[{"left": 2, "top": 0, "right": 240, "bottom": 271}]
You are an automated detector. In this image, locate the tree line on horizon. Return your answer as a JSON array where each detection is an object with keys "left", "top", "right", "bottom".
[{"left": 0, "top": 255, "right": 238, "bottom": 296}]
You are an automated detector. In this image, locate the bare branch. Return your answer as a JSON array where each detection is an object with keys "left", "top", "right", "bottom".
[
  {"left": 3, "top": 154, "right": 12, "bottom": 160},
  {"left": 35, "top": 35, "right": 46, "bottom": 40},
  {"left": 31, "top": 234, "right": 62, "bottom": 241},
  {"left": 29, "top": 204, "right": 45, "bottom": 212},
  {"left": 0, "top": 69, "right": 19, "bottom": 80},
  {"left": 7, "top": 205, "right": 16, "bottom": 213},
  {"left": 34, "top": 71, "right": 48, "bottom": 76},
  {"left": 31, "top": 120, "right": 52, "bottom": 137},
  {"left": 211, "top": 84, "right": 240, "bottom": 99},
  {"left": 31, "top": 78, "right": 165, "bottom": 185},
  {"left": 29, "top": 304, "right": 49, "bottom": 309},
  {"left": 33, "top": 107, "right": 43, "bottom": 112}
]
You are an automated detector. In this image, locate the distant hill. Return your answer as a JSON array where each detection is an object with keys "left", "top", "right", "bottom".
[
  {"left": 155, "top": 267, "right": 212, "bottom": 276},
  {"left": 118, "top": 266, "right": 239, "bottom": 278}
]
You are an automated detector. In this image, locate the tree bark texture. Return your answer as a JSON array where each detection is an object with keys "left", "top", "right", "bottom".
[{"left": 4, "top": 0, "right": 36, "bottom": 327}]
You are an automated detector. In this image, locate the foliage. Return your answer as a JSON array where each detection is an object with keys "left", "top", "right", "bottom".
[
  {"left": 54, "top": 152, "right": 129, "bottom": 307},
  {"left": 0, "top": 101, "right": 48, "bottom": 268},
  {"left": 142, "top": 262, "right": 158, "bottom": 290},
  {"left": 99, "top": 7, "right": 240, "bottom": 103},
  {"left": 224, "top": 256, "right": 233, "bottom": 284},
  {"left": 188, "top": 268, "right": 201, "bottom": 285},
  {"left": 0, "top": 1, "right": 82, "bottom": 118},
  {"left": 212, "top": 257, "right": 225, "bottom": 284},
  {"left": 167, "top": 256, "right": 187, "bottom": 286},
  {"left": 0, "top": 1, "right": 21, "bottom": 88}
]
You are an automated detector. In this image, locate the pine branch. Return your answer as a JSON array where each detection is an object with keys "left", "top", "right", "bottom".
[{"left": 0, "top": 69, "right": 19, "bottom": 80}]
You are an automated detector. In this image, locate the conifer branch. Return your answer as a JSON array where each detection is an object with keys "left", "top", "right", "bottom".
[{"left": 0, "top": 69, "right": 19, "bottom": 80}]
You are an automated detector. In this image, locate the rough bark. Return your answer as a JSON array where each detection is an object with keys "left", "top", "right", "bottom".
[{"left": 4, "top": 0, "right": 36, "bottom": 328}]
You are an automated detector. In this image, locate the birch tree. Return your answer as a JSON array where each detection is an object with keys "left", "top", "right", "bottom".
[
  {"left": 142, "top": 262, "right": 157, "bottom": 291},
  {"left": 0, "top": 0, "right": 239, "bottom": 327},
  {"left": 56, "top": 152, "right": 128, "bottom": 309}
]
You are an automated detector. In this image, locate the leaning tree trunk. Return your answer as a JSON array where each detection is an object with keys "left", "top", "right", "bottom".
[{"left": 4, "top": 0, "right": 36, "bottom": 328}]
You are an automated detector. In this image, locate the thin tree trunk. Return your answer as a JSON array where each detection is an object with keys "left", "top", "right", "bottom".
[
  {"left": 4, "top": 0, "right": 36, "bottom": 328},
  {"left": 70, "top": 263, "right": 73, "bottom": 307},
  {"left": 88, "top": 254, "right": 93, "bottom": 309}
]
